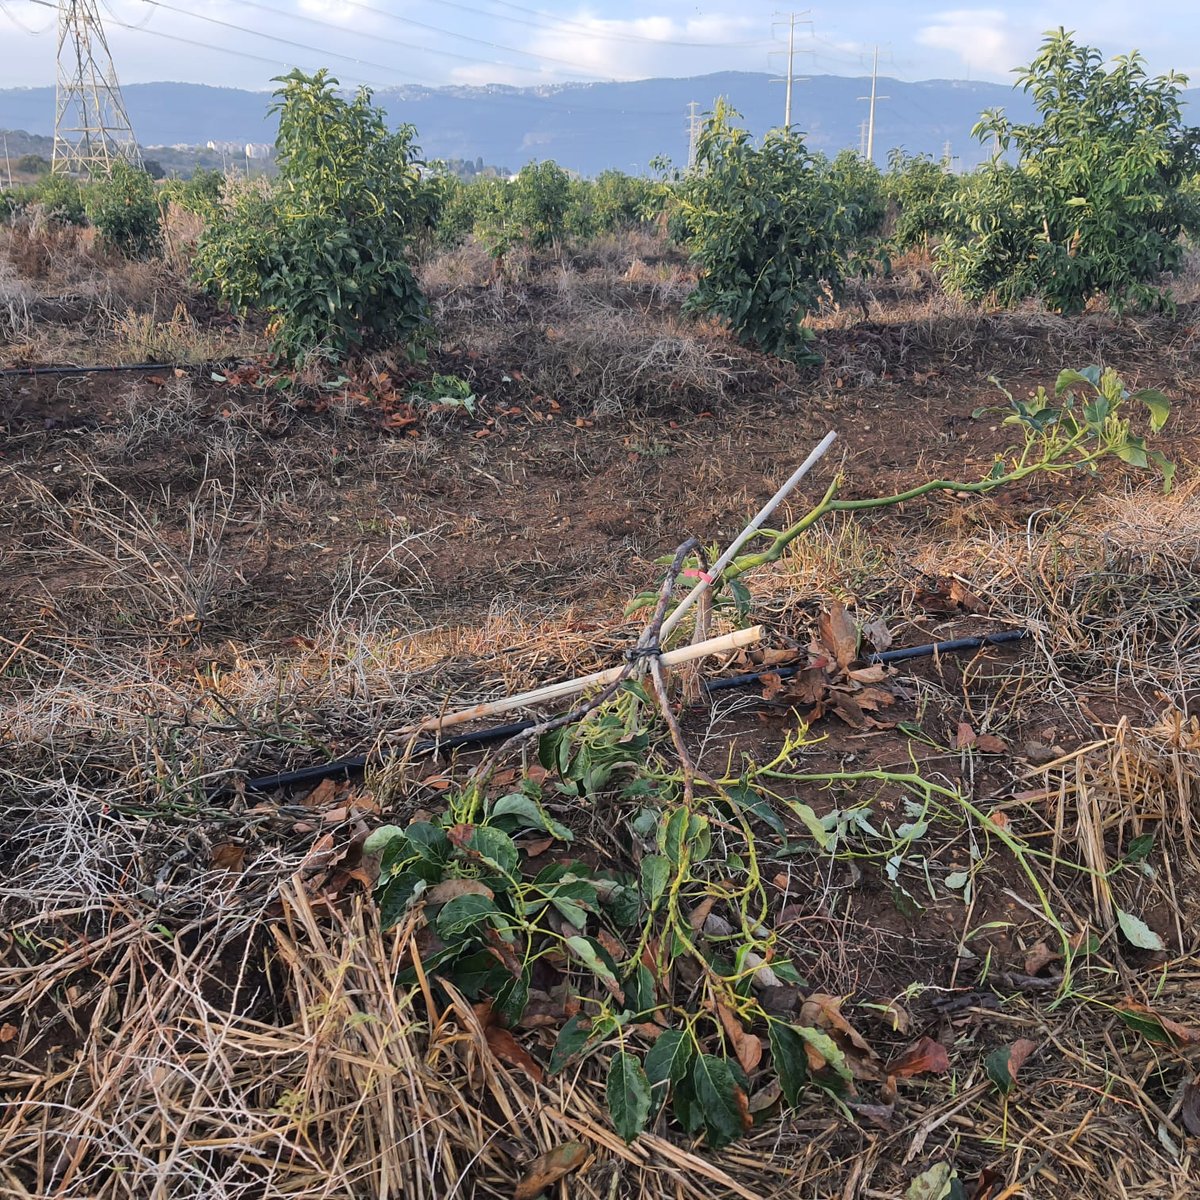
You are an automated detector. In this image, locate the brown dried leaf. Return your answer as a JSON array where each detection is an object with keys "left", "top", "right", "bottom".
[
  {"left": 1006, "top": 1038, "right": 1037, "bottom": 1083},
  {"left": 514, "top": 1141, "right": 588, "bottom": 1200},
  {"left": 485, "top": 1026, "right": 544, "bottom": 1083},
  {"left": 878, "top": 999, "right": 912, "bottom": 1034},
  {"left": 426, "top": 878, "right": 494, "bottom": 905},
  {"left": 855, "top": 686, "right": 896, "bottom": 711},
  {"left": 800, "top": 993, "right": 877, "bottom": 1058},
  {"left": 1024, "top": 940, "right": 1061, "bottom": 976},
  {"left": 848, "top": 663, "right": 889, "bottom": 684},
  {"left": 956, "top": 722, "right": 977, "bottom": 750},
  {"left": 0, "top": 1023, "right": 17, "bottom": 1043},
  {"left": 1181, "top": 1080, "right": 1200, "bottom": 1137},
  {"left": 210, "top": 843, "right": 246, "bottom": 871},
  {"left": 760, "top": 671, "right": 785, "bottom": 701},
  {"left": 886, "top": 1035, "right": 951, "bottom": 1077},
  {"left": 975, "top": 734, "right": 1008, "bottom": 754},
  {"left": 716, "top": 1001, "right": 764, "bottom": 1074},
  {"left": 819, "top": 602, "right": 858, "bottom": 671},
  {"left": 861, "top": 617, "right": 893, "bottom": 653}
]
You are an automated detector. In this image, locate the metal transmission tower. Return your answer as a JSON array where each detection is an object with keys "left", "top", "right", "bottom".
[{"left": 53, "top": 0, "right": 141, "bottom": 176}]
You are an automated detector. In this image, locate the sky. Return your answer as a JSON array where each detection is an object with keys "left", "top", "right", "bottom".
[{"left": 1, "top": 1, "right": 1198, "bottom": 92}]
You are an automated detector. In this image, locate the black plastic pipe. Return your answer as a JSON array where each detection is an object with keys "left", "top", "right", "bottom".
[
  {"left": 0, "top": 361, "right": 221, "bottom": 378},
  {"left": 240, "top": 628, "right": 1028, "bottom": 794},
  {"left": 703, "top": 629, "right": 1028, "bottom": 693}
]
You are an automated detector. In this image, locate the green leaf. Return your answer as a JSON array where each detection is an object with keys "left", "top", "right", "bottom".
[
  {"left": 658, "top": 808, "right": 690, "bottom": 867},
  {"left": 606, "top": 1052, "right": 652, "bottom": 1142},
  {"left": 984, "top": 1045, "right": 1018, "bottom": 1094},
  {"left": 1130, "top": 387, "right": 1170, "bottom": 432},
  {"left": 1116, "top": 908, "right": 1165, "bottom": 951},
  {"left": 404, "top": 821, "right": 451, "bottom": 863},
  {"left": 548, "top": 1015, "right": 596, "bottom": 1075},
  {"left": 564, "top": 935, "right": 621, "bottom": 994},
  {"left": 792, "top": 1025, "right": 852, "bottom": 1081},
  {"left": 436, "top": 893, "right": 500, "bottom": 939},
  {"left": 1122, "top": 833, "right": 1156, "bottom": 865},
  {"left": 1055, "top": 366, "right": 1100, "bottom": 395},
  {"left": 363, "top": 824, "right": 405, "bottom": 856},
  {"left": 490, "top": 793, "right": 573, "bottom": 843},
  {"left": 784, "top": 799, "right": 832, "bottom": 849},
  {"left": 767, "top": 1021, "right": 810, "bottom": 1107},
  {"left": 494, "top": 972, "right": 529, "bottom": 1026},
  {"left": 905, "top": 1162, "right": 958, "bottom": 1200},
  {"left": 640, "top": 855, "right": 671, "bottom": 909},
  {"left": 725, "top": 783, "right": 786, "bottom": 837},
  {"left": 548, "top": 879, "right": 598, "bottom": 930},
  {"left": 1148, "top": 449, "right": 1176, "bottom": 493},
  {"left": 690, "top": 1054, "right": 748, "bottom": 1149},
  {"left": 644, "top": 1029, "right": 694, "bottom": 1093},
  {"left": 458, "top": 826, "right": 519, "bottom": 877}
]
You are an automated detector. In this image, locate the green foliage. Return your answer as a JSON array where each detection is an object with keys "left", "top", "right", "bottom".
[
  {"left": 828, "top": 150, "right": 886, "bottom": 240},
  {"left": 15, "top": 153, "right": 50, "bottom": 176},
  {"left": 193, "top": 69, "right": 428, "bottom": 363},
  {"left": 678, "top": 103, "right": 859, "bottom": 362},
  {"left": 511, "top": 159, "right": 572, "bottom": 250},
  {"left": 87, "top": 160, "right": 162, "bottom": 259},
  {"left": 162, "top": 168, "right": 224, "bottom": 214},
  {"left": 366, "top": 363, "right": 1172, "bottom": 1149},
  {"left": 885, "top": 150, "right": 956, "bottom": 251},
  {"left": 937, "top": 29, "right": 1200, "bottom": 313},
  {"left": 34, "top": 174, "right": 87, "bottom": 227},
  {"left": 571, "top": 169, "right": 660, "bottom": 237}
]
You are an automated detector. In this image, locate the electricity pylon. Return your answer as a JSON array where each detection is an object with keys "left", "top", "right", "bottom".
[{"left": 53, "top": 0, "right": 141, "bottom": 176}]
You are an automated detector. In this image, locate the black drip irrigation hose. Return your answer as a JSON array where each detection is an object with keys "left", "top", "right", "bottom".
[
  {"left": 0, "top": 361, "right": 228, "bottom": 379},
  {"left": 241, "top": 628, "right": 1028, "bottom": 794}
]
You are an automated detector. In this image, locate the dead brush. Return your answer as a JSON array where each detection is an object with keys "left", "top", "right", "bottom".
[
  {"left": 17, "top": 462, "right": 242, "bottom": 634},
  {"left": 527, "top": 304, "right": 746, "bottom": 416}
]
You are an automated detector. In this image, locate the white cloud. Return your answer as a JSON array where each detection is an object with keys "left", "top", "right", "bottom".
[
  {"left": 449, "top": 11, "right": 763, "bottom": 86},
  {"left": 915, "top": 9, "right": 1026, "bottom": 77}
]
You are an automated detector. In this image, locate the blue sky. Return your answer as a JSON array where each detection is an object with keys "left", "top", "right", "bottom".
[{"left": 1, "top": 1, "right": 1197, "bottom": 91}]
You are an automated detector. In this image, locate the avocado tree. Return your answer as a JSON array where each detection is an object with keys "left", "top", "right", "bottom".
[
  {"left": 679, "top": 102, "right": 859, "bottom": 362},
  {"left": 194, "top": 69, "right": 428, "bottom": 362},
  {"left": 938, "top": 30, "right": 1200, "bottom": 312}
]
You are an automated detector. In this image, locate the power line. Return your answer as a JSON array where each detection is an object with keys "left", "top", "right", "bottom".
[
  {"left": 424, "top": 0, "right": 771, "bottom": 49},
  {"left": 24, "top": 0, "right": 377, "bottom": 86},
  {"left": 0, "top": 0, "right": 54, "bottom": 34},
  {"left": 212, "top": 0, "right": 618, "bottom": 82}
]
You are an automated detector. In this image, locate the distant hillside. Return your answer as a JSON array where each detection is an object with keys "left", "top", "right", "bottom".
[{"left": 3, "top": 74, "right": 1198, "bottom": 175}]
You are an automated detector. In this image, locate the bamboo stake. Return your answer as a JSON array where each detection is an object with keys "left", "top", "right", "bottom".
[
  {"left": 404, "top": 625, "right": 764, "bottom": 735},
  {"left": 658, "top": 430, "right": 837, "bottom": 643}
]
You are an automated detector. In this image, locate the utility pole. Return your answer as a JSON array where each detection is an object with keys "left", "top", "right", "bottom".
[
  {"left": 53, "top": 0, "right": 141, "bottom": 176},
  {"left": 856, "top": 46, "right": 889, "bottom": 163},
  {"left": 858, "top": 120, "right": 868, "bottom": 159},
  {"left": 686, "top": 101, "right": 699, "bottom": 171},
  {"left": 771, "top": 11, "right": 811, "bottom": 132},
  {"left": 2, "top": 133, "right": 11, "bottom": 189}
]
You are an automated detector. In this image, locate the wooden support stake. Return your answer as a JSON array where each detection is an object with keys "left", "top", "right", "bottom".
[{"left": 403, "top": 625, "right": 765, "bottom": 736}]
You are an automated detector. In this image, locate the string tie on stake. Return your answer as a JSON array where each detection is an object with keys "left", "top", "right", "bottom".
[{"left": 624, "top": 643, "right": 664, "bottom": 663}]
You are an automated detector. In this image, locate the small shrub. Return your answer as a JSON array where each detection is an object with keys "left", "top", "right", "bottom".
[
  {"left": 162, "top": 168, "right": 224, "bottom": 214},
  {"left": 34, "top": 174, "right": 87, "bottom": 227},
  {"left": 194, "top": 68, "right": 428, "bottom": 363},
  {"left": 937, "top": 30, "right": 1200, "bottom": 313},
  {"left": 829, "top": 150, "right": 886, "bottom": 241},
  {"left": 678, "top": 102, "right": 858, "bottom": 361},
  {"left": 88, "top": 160, "right": 162, "bottom": 259},
  {"left": 885, "top": 150, "right": 956, "bottom": 251},
  {"left": 511, "top": 160, "right": 572, "bottom": 250},
  {"left": 15, "top": 154, "right": 50, "bottom": 176}
]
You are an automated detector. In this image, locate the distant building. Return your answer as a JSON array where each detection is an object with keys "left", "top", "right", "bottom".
[{"left": 244, "top": 143, "right": 274, "bottom": 160}]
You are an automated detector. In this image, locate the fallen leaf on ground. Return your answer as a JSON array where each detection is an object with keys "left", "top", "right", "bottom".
[
  {"left": 1024, "top": 940, "right": 1061, "bottom": 976},
  {"left": 985, "top": 1038, "right": 1037, "bottom": 1094},
  {"left": 1181, "top": 1079, "right": 1200, "bottom": 1136},
  {"left": 513, "top": 1141, "right": 588, "bottom": 1200},
  {"left": 1117, "top": 1000, "right": 1200, "bottom": 1046},
  {"left": 975, "top": 734, "right": 1008, "bottom": 754},
  {"left": 905, "top": 1162, "right": 958, "bottom": 1200},
  {"left": 886, "top": 1036, "right": 951, "bottom": 1077},
  {"left": 485, "top": 1026, "right": 544, "bottom": 1083},
  {"left": 819, "top": 602, "right": 859, "bottom": 671},
  {"left": 210, "top": 843, "right": 246, "bottom": 871},
  {"left": 0, "top": 1023, "right": 17, "bottom": 1043}
]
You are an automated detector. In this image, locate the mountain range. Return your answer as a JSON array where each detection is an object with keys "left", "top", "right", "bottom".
[{"left": 3, "top": 73, "right": 1198, "bottom": 176}]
